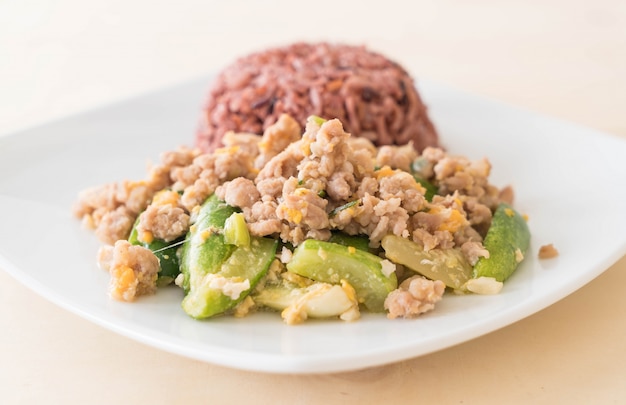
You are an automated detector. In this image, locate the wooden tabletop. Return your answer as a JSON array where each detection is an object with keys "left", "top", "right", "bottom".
[{"left": 1, "top": 1, "right": 625, "bottom": 403}]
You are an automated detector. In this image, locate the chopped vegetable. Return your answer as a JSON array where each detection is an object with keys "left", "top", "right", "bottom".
[
  {"left": 286, "top": 239, "right": 397, "bottom": 312},
  {"left": 179, "top": 194, "right": 238, "bottom": 293},
  {"left": 182, "top": 236, "right": 277, "bottom": 318},
  {"left": 309, "top": 115, "right": 327, "bottom": 126},
  {"left": 381, "top": 234, "right": 472, "bottom": 290},
  {"left": 180, "top": 195, "right": 278, "bottom": 318},
  {"left": 329, "top": 200, "right": 359, "bottom": 218},
  {"left": 328, "top": 232, "right": 370, "bottom": 252},
  {"left": 473, "top": 203, "right": 530, "bottom": 282},
  {"left": 223, "top": 212, "right": 250, "bottom": 247}
]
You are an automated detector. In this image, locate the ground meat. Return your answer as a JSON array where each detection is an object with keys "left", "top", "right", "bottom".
[
  {"left": 461, "top": 241, "right": 490, "bottom": 266},
  {"left": 255, "top": 114, "right": 302, "bottom": 168},
  {"left": 137, "top": 205, "right": 189, "bottom": 242},
  {"left": 180, "top": 176, "right": 219, "bottom": 212},
  {"left": 97, "top": 240, "right": 160, "bottom": 301},
  {"left": 276, "top": 178, "right": 330, "bottom": 244},
  {"left": 161, "top": 147, "right": 200, "bottom": 168},
  {"left": 115, "top": 181, "right": 154, "bottom": 215},
  {"left": 538, "top": 244, "right": 559, "bottom": 259},
  {"left": 370, "top": 197, "right": 411, "bottom": 245},
  {"left": 216, "top": 177, "right": 260, "bottom": 210},
  {"left": 73, "top": 146, "right": 199, "bottom": 245},
  {"left": 255, "top": 141, "right": 304, "bottom": 195},
  {"left": 297, "top": 118, "right": 353, "bottom": 192},
  {"left": 454, "top": 225, "right": 484, "bottom": 247},
  {"left": 213, "top": 142, "right": 259, "bottom": 181},
  {"left": 73, "top": 183, "right": 115, "bottom": 212},
  {"left": 78, "top": 117, "right": 509, "bottom": 259},
  {"left": 326, "top": 169, "right": 354, "bottom": 201},
  {"left": 246, "top": 199, "right": 283, "bottom": 236},
  {"left": 498, "top": 185, "right": 515, "bottom": 205},
  {"left": 348, "top": 142, "right": 378, "bottom": 180},
  {"left": 354, "top": 176, "right": 379, "bottom": 199},
  {"left": 463, "top": 198, "right": 493, "bottom": 232},
  {"left": 384, "top": 276, "right": 446, "bottom": 319},
  {"left": 95, "top": 206, "right": 135, "bottom": 245},
  {"left": 196, "top": 42, "right": 439, "bottom": 153},
  {"left": 378, "top": 171, "right": 426, "bottom": 214},
  {"left": 376, "top": 143, "right": 417, "bottom": 173},
  {"left": 221, "top": 131, "right": 262, "bottom": 156}
]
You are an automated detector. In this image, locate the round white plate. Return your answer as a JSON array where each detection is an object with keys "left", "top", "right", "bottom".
[{"left": 1, "top": 78, "right": 625, "bottom": 373}]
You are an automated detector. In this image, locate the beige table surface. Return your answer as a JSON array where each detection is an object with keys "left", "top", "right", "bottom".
[{"left": 1, "top": 1, "right": 625, "bottom": 403}]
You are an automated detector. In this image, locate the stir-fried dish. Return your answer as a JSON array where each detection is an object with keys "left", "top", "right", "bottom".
[{"left": 73, "top": 114, "right": 530, "bottom": 324}]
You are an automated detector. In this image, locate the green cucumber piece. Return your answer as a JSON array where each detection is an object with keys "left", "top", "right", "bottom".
[
  {"left": 381, "top": 234, "right": 472, "bottom": 289},
  {"left": 179, "top": 194, "right": 278, "bottom": 319},
  {"left": 286, "top": 239, "right": 397, "bottom": 312},
  {"left": 182, "top": 236, "right": 277, "bottom": 319},
  {"left": 223, "top": 212, "right": 250, "bottom": 247},
  {"left": 473, "top": 203, "right": 530, "bottom": 282},
  {"left": 179, "top": 194, "right": 238, "bottom": 293},
  {"left": 328, "top": 232, "right": 370, "bottom": 252}
]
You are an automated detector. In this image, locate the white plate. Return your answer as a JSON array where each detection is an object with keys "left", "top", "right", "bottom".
[{"left": 1, "top": 78, "right": 625, "bottom": 374}]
